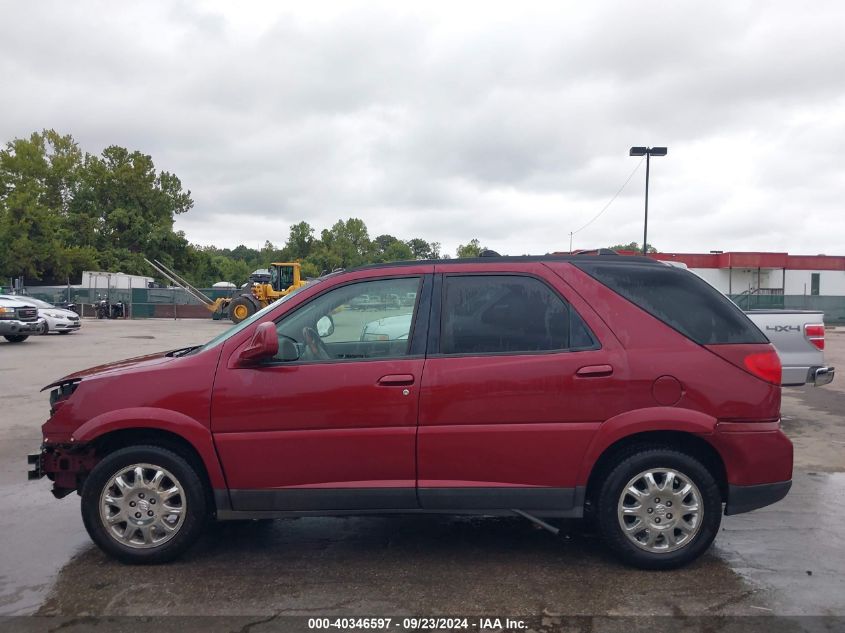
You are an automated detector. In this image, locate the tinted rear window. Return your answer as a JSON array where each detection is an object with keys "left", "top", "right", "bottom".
[{"left": 574, "top": 262, "right": 767, "bottom": 345}]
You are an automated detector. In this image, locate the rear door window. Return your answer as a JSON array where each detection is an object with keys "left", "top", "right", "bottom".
[
  {"left": 439, "top": 275, "right": 596, "bottom": 355},
  {"left": 574, "top": 261, "right": 768, "bottom": 345}
]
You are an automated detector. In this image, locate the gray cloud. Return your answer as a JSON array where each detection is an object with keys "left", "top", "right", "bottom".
[{"left": 1, "top": 1, "right": 844, "bottom": 257}]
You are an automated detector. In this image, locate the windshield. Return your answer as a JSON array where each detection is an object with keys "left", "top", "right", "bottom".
[{"left": 198, "top": 279, "right": 321, "bottom": 353}]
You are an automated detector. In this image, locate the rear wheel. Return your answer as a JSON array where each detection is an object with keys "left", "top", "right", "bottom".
[
  {"left": 229, "top": 295, "right": 258, "bottom": 324},
  {"left": 4, "top": 335, "right": 28, "bottom": 343},
  {"left": 596, "top": 447, "right": 721, "bottom": 570},
  {"left": 81, "top": 445, "right": 208, "bottom": 564}
]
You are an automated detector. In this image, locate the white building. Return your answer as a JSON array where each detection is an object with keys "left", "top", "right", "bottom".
[
  {"left": 651, "top": 252, "right": 845, "bottom": 297},
  {"left": 80, "top": 271, "right": 154, "bottom": 291}
]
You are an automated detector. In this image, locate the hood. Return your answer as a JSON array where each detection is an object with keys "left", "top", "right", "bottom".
[
  {"left": 39, "top": 307, "right": 78, "bottom": 317},
  {"left": 0, "top": 299, "right": 32, "bottom": 308},
  {"left": 41, "top": 351, "right": 175, "bottom": 391}
]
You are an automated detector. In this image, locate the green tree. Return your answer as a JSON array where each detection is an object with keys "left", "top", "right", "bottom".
[
  {"left": 308, "top": 218, "right": 372, "bottom": 272},
  {"left": 286, "top": 221, "right": 315, "bottom": 260},
  {"left": 606, "top": 241, "right": 657, "bottom": 254},
  {"left": 406, "top": 238, "right": 430, "bottom": 259},
  {"left": 0, "top": 130, "right": 89, "bottom": 281},
  {"left": 69, "top": 145, "right": 193, "bottom": 268},
  {"left": 371, "top": 234, "right": 413, "bottom": 262},
  {"left": 456, "top": 238, "right": 486, "bottom": 258}
]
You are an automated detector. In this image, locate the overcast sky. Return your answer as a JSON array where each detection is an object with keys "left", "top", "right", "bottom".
[{"left": 2, "top": 1, "right": 844, "bottom": 257}]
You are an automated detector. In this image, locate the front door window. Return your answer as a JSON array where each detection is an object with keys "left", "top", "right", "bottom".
[{"left": 275, "top": 277, "right": 421, "bottom": 361}]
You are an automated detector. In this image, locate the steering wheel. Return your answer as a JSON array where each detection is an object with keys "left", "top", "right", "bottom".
[{"left": 302, "top": 326, "right": 331, "bottom": 360}]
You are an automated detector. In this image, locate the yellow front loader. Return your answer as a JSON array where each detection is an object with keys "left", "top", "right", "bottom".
[
  {"left": 144, "top": 259, "right": 307, "bottom": 324},
  {"left": 226, "top": 262, "right": 307, "bottom": 323}
]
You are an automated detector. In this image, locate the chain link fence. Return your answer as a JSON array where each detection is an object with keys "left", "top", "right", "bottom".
[
  {"left": 17, "top": 286, "right": 238, "bottom": 319},
  {"left": 729, "top": 294, "right": 845, "bottom": 324}
]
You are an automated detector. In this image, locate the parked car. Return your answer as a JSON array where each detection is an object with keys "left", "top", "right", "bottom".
[
  {"left": 0, "top": 297, "right": 45, "bottom": 342},
  {"left": 0, "top": 295, "right": 81, "bottom": 335},
  {"left": 744, "top": 311, "right": 833, "bottom": 387},
  {"left": 360, "top": 313, "right": 412, "bottom": 341},
  {"left": 29, "top": 255, "right": 792, "bottom": 569}
]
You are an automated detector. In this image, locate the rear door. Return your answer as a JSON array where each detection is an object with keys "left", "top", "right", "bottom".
[{"left": 416, "top": 262, "right": 624, "bottom": 513}]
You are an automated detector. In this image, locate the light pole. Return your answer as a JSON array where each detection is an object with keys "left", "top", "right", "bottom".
[{"left": 629, "top": 146, "right": 667, "bottom": 255}]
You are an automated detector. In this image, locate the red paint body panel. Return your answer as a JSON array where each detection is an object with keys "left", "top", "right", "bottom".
[
  {"left": 40, "top": 349, "right": 227, "bottom": 489},
  {"left": 214, "top": 427, "right": 416, "bottom": 490},
  {"left": 417, "top": 423, "right": 599, "bottom": 488},
  {"left": 710, "top": 425, "right": 794, "bottom": 485},
  {"left": 212, "top": 359, "right": 423, "bottom": 489}
]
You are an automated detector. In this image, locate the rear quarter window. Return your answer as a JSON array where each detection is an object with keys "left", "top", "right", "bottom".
[{"left": 574, "top": 262, "right": 768, "bottom": 345}]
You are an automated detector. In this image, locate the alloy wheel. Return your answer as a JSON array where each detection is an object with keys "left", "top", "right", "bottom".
[
  {"left": 99, "top": 463, "right": 186, "bottom": 549},
  {"left": 617, "top": 467, "right": 703, "bottom": 553}
]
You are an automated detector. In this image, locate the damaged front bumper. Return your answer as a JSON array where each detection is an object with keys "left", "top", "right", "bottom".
[
  {"left": 27, "top": 444, "right": 96, "bottom": 498},
  {"left": 27, "top": 450, "right": 44, "bottom": 480}
]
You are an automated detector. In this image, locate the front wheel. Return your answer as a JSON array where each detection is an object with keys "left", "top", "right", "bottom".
[
  {"left": 39, "top": 322, "right": 49, "bottom": 335},
  {"left": 4, "top": 335, "right": 28, "bottom": 343},
  {"left": 229, "top": 295, "right": 258, "bottom": 324},
  {"left": 81, "top": 445, "right": 208, "bottom": 564},
  {"left": 596, "top": 447, "right": 722, "bottom": 570}
]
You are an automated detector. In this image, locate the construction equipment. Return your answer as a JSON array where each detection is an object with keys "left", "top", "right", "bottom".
[
  {"left": 144, "top": 259, "right": 306, "bottom": 323},
  {"left": 144, "top": 258, "right": 231, "bottom": 318},
  {"left": 227, "top": 262, "right": 306, "bottom": 323}
]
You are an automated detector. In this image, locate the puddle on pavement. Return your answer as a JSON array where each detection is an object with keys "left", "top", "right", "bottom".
[
  {"left": 33, "top": 512, "right": 760, "bottom": 617},
  {"left": 717, "top": 471, "right": 845, "bottom": 615},
  {"left": 0, "top": 483, "right": 90, "bottom": 615},
  {"left": 3, "top": 474, "right": 840, "bottom": 616}
]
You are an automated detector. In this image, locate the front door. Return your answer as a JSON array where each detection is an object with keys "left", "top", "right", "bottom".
[{"left": 212, "top": 273, "right": 431, "bottom": 512}]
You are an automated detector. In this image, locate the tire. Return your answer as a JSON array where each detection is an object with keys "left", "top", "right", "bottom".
[
  {"left": 229, "top": 295, "right": 258, "bottom": 324},
  {"left": 39, "top": 322, "right": 49, "bottom": 335},
  {"left": 595, "top": 446, "right": 722, "bottom": 570},
  {"left": 81, "top": 445, "right": 208, "bottom": 564},
  {"left": 4, "top": 335, "right": 28, "bottom": 343}
]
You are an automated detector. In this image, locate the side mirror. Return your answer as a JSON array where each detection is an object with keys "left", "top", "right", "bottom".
[
  {"left": 316, "top": 314, "right": 335, "bottom": 338},
  {"left": 278, "top": 335, "right": 300, "bottom": 362},
  {"left": 237, "top": 322, "right": 278, "bottom": 365}
]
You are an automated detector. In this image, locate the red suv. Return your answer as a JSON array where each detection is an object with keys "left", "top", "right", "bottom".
[{"left": 29, "top": 255, "right": 792, "bottom": 569}]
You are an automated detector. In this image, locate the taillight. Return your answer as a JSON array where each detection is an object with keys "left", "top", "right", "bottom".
[
  {"left": 743, "top": 350, "right": 782, "bottom": 385},
  {"left": 804, "top": 324, "right": 825, "bottom": 350}
]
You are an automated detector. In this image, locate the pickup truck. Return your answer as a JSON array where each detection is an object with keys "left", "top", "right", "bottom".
[
  {"left": 0, "top": 297, "right": 45, "bottom": 342},
  {"left": 745, "top": 310, "right": 834, "bottom": 387},
  {"left": 661, "top": 261, "right": 833, "bottom": 387}
]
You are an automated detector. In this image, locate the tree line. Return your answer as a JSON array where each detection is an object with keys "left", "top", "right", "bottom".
[{"left": 0, "top": 130, "right": 489, "bottom": 287}]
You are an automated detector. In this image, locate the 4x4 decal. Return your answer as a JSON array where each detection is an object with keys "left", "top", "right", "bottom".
[{"left": 766, "top": 325, "right": 800, "bottom": 333}]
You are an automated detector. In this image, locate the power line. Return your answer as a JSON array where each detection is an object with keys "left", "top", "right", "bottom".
[{"left": 570, "top": 156, "right": 645, "bottom": 237}]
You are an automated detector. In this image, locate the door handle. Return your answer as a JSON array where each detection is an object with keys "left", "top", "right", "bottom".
[
  {"left": 576, "top": 364, "right": 614, "bottom": 377},
  {"left": 377, "top": 374, "right": 415, "bottom": 386}
]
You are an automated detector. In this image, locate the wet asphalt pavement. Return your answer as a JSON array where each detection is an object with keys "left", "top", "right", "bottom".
[{"left": 1, "top": 321, "right": 843, "bottom": 621}]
